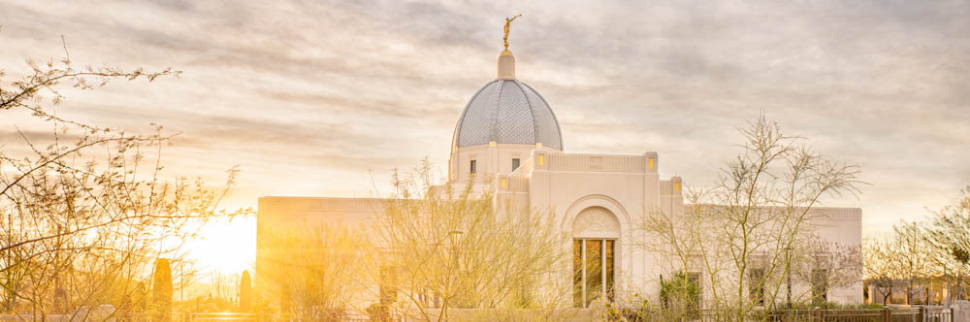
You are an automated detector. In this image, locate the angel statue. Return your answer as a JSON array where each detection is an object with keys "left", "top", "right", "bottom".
[{"left": 503, "top": 14, "right": 522, "bottom": 50}]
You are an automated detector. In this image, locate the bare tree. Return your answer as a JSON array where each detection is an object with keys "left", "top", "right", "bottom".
[
  {"left": 892, "top": 221, "right": 932, "bottom": 304},
  {"left": 924, "top": 186, "right": 970, "bottom": 302},
  {"left": 376, "top": 161, "right": 565, "bottom": 322},
  {"left": 786, "top": 236, "right": 862, "bottom": 301},
  {"left": 265, "top": 224, "right": 375, "bottom": 321},
  {"left": 862, "top": 190, "right": 970, "bottom": 306},
  {"left": 864, "top": 238, "right": 903, "bottom": 304},
  {"left": 0, "top": 38, "right": 244, "bottom": 319},
  {"left": 641, "top": 116, "right": 861, "bottom": 321}
]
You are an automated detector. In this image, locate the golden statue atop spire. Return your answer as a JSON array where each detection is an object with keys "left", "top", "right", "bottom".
[{"left": 503, "top": 14, "right": 522, "bottom": 51}]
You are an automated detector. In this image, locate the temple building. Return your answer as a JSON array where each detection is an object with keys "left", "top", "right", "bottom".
[{"left": 256, "top": 25, "right": 863, "bottom": 314}]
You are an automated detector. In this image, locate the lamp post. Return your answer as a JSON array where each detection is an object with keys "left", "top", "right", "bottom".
[
  {"left": 786, "top": 246, "right": 792, "bottom": 309},
  {"left": 448, "top": 230, "right": 464, "bottom": 249},
  {"left": 448, "top": 230, "right": 464, "bottom": 307},
  {"left": 448, "top": 230, "right": 464, "bottom": 271},
  {"left": 447, "top": 231, "right": 464, "bottom": 273}
]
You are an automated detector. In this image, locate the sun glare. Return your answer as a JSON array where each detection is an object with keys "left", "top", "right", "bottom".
[{"left": 184, "top": 216, "right": 256, "bottom": 276}]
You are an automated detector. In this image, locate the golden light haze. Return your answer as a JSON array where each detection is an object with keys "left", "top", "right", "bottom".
[
  {"left": 184, "top": 217, "right": 257, "bottom": 276},
  {"left": 2, "top": 0, "right": 970, "bottom": 273}
]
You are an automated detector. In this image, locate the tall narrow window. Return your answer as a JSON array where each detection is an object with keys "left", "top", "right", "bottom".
[
  {"left": 749, "top": 268, "right": 765, "bottom": 306},
  {"left": 585, "top": 240, "right": 602, "bottom": 306},
  {"left": 573, "top": 239, "right": 616, "bottom": 307},
  {"left": 469, "top": 160, "right": 477, "bottom": 174},
  {"left": 512, "top": 158, "right": 520, "bottom": 171},
  {"left": 605, "top": 240, "right": 615, "bottom": 302},
  {"left": 812, "top": 269, "right": 828, "bottom": 304},
  {"left": 573, "top": 240, "right": 583, "bottom": 307}
]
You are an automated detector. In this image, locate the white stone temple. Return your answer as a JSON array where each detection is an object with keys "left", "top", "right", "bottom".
[{"left": 256, "top": 36, "right": 864, "bottom": 312}]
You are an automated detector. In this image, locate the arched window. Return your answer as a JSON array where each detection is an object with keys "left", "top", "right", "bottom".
[{"left": 572, "top": 206, "right": 620, "bottom": 307}]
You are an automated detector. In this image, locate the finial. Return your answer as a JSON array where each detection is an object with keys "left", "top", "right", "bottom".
[{"left": 503, "top": 14, "right": 522, "bottom": 51}]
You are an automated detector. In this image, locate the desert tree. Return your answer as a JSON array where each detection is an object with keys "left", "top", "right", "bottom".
[
  {"left": 860, "top": 188, "right": 970, "bottom": 306},
  {"left": 376, "top": 161, "right": 565, "bottom": 322},
  {"left": 890, "top": 221, "right": 932, "bottom": 304},
  {"left": 0, "top": 37, "right": 244, "bottom": 318},
  {"left": 0, "top": 116, "right": 241, "bottom": 319},
  {"left": 638, "top": 188, "right": 728, "bottom": 319},
  {"left": 924, "top": 186, "right": 970, "bottom": 302},
  {"left": 787, "top": 236, "right": 862, "bottom": 305},
  {"left": 863, "top": 237, "right": 903, "bottom": 304},
  {"left": 265, "top": 224, "right": 375, "bottom": 321},
  {"left": 210, "top": 272, "right": 240, "bottom": 304},
  {"left": 641, "top": 116, "right": 861, "bottom": 321}
]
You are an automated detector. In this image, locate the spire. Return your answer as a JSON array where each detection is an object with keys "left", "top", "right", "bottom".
[
  {"left": 498, "top": 14, "right": 521, "bottom": 80},
  {"left": 497, "top": 50, "right": 515, "bottom": 80}
]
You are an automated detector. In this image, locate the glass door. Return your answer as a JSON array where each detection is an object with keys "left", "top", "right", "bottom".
[{"left": 573, "top": 239, "right": 615, "bottom": 307}]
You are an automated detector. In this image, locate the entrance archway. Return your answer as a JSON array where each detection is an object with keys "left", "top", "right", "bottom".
[{"left": 572, "top": 206, "right": 619, "bottom": 307}]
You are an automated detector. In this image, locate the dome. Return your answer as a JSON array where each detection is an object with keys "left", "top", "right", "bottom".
[{"left": 452, "top": 79, "right": 563, "bottom": 150}]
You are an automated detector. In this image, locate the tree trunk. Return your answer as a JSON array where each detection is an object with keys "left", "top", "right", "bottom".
[
  {"left": 908, "top": 278, "right": 914, "bottom": 305},
  {"left": 956, "top": 273, "right": 963, "bottom": 301},
  {"left": 925, "top": 284, "right": 931, "bottom": 305}
]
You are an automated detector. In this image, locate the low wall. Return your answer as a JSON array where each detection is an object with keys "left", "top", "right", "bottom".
[{"left": 954, "top": 301, "right": 970, "bottom": 322}]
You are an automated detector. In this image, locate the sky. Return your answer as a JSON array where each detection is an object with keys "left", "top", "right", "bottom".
[{"left": 2, "top": 0, "right": 970, "bottom": 269}]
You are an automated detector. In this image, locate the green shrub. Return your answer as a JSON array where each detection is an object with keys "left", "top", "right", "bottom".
[{"left": 659, "top": 271, "right": 701, "bottom": 319}]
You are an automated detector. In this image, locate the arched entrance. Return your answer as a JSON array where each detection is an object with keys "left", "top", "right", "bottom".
[{"left": 572, "top": 206, "right": 620, "bottom": 307}]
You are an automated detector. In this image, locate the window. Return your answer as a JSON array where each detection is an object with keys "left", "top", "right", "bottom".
[
  {"left": 573, "top": 239, "right": 615, "bottom": 307},
  {"left": 812, "top": 269, "right": 828, "bottom": 304},
  {"left": 469, "top": 160, "right": 477, "bottom": 174},
  {"left": 749, "top": 268, "right": 765, "bottom": 306},
  {"left": 512, "top": 158, "right": 520, "bottom": 170}
]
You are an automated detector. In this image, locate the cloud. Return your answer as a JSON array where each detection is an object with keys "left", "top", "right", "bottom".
[{"left": 1, "top": 0, "right": 968, "bottom": 235}]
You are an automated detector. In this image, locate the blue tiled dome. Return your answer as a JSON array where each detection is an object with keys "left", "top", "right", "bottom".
[{"left": 452, "top": 79, "right": 562, "bottom": 150}]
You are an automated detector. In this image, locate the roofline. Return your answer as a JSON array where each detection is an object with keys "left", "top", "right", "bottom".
[{"left": 258, "top": 196, "right": 389, "bottom": 201}]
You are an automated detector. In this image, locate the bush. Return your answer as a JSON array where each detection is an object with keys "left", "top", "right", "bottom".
[{"left": 659, "top": 271, "right": 701, "bottom": 318}]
